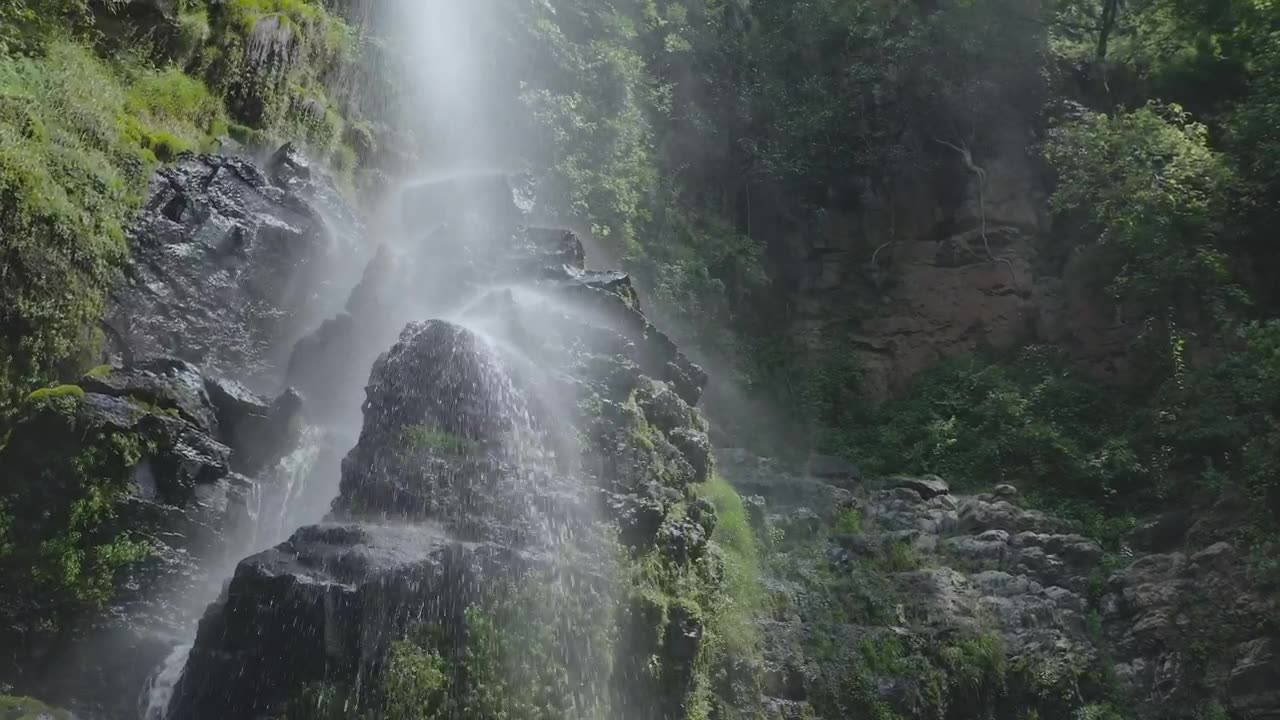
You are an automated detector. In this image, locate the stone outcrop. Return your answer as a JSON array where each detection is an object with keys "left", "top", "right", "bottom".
[
  {"left": 719, "top": 450, "right": 1280, "bottom": 720},
  {"left": 0, "top": 359, "right": 301, "bottom": 719},
  {"left": 169, "top": 174, "right": 723, "bottom": 719}
]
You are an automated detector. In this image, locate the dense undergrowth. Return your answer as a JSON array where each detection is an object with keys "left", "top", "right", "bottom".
[{"left": 836, "top": 328, "right": 1280, "bottom": 581}]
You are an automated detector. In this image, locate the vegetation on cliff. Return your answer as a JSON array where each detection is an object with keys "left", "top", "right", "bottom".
[{"left": 0, "top": 0, "right": 375, "bottom": 416}]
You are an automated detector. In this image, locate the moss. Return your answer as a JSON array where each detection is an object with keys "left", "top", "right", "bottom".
[
  {"left": 457, "top": 560, "right": 617, "bottom": 719},
  {"left": 85, "top": 364, "right": 113, "bottom": 378},
  {"left": 227, "top": 121, "right": 267, "bottom": 146},
  {"left": 0, "top": 37, "right": 235, "bottom": 413},
  {"left": 0, "top": 695, "right": 74, "bottom": 720},
  {"left": 698, "top": 474, "right": 764, "bottom": 657},
  {"left": 24, "top": 384, "right": 85, "bottom": 404},
  {"left": 399, "top": 425, "right": 476, "bottom": 456}
]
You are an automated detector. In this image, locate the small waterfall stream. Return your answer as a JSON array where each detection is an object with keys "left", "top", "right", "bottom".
[
  {"left": 140, "top": 644, "right": 192, "bottom": 720},
  {"left": 138, "top": 425, "right": 330, "bottom": 717}
]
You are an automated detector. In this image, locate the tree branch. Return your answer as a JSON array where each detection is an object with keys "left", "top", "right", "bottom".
[{"left": 932, "top": 137, "right": 1018, "bottom": 287}]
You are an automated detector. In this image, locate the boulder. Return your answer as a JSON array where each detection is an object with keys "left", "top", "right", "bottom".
[{"left": 891, "top": 475, "right": 951, "bottom": 500}]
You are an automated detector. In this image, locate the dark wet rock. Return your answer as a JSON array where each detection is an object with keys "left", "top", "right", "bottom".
[
  {"left": 891, "top": 474, "right": 951, "bottom": 500},
  {"left": 105, "top": 152, "right": 359, "bottom": 392},
  {"left": 82, "top": 357, "right": 220, "bottom": 432},
  {"left": 993, "top": 483, "right": 1019, "bottom": 499},
  {"left": 1099, "top": 540, "right": 1280, "bottom": 719},
  {"left": 286, "top": 171, "right": 706, "bottom": 430},
  {"left": 204, "top": 377, "right": 303, "bottom": 474},
  {"left": 175, "top": 189, "right": 716, "bottom": 718},
  {"left": 806, "top": 454, "right": 861, "bottom": 482},
  {"left": 269, "top": 141, "right": 312, "bottom": 185},
  {"left": 0, "top": 360, "right": 299, "bottom": 719},
  {"left": 171, "top": 524, "right": 530, "bottom": 719}
]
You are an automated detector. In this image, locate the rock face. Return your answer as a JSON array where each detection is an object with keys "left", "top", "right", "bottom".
[
  {"left": 105, "top": 151, "right": 361, "bottom": 392},
  {"left": 170, "top": 175, "right": 724, "bottom": 718},
  {"left": 773, "top": 120, "right": 1142, "bottom": 400},
  {"left": 719, "top": 450, "right": 1280, "bottom": 720},
  {"left": 0, "top": 359, "right": 301, "bottom": 719}
]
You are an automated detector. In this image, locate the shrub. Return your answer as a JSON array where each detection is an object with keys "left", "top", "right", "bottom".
[{"left": 382, "top": 640, "right": 448, "bottom": 719}]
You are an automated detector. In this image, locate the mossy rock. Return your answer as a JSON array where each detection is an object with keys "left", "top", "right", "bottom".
[{"left": 0, "top": 695, "right": 74, "bottom": 720}]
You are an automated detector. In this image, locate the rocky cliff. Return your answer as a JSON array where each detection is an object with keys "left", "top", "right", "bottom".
[
  {"left": 775, "top": 121, "right": 1140, "bottom": 402},
  {"left": 720, "top": 450, "right": 1280, "bottom": 720}
]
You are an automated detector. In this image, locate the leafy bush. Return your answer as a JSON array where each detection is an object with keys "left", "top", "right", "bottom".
[
  {"left": 1046, "top": 103, "right": 1240, "bottom": 321},
  {"left": 853, "top": 350, "right": 1145, "bottom": 505},
  {"left": 0, "top": 394, "right": 155, "bottom": 636},
  {"left": 0, "top": 0, "right": 92, "bottom": 56},
  {"left": 381, "top": 640, "right": 448, "bottom": 719},
  {"left": 1146, "top": 321, "right": 1280, "bottom": 524}
]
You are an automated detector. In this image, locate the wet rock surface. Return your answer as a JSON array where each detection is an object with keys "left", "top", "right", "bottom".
[
  {"left": 172, "top": 171, "right": 716, "bottom": 718},
  {"left": 105, "top": 152, "right": 361, "bottom": 392},
  {"left": 0, "top": 359, "right": 301, "bottom": 719}
]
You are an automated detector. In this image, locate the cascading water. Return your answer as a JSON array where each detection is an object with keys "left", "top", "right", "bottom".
[{"left": 139, "top": 644, "right": 192, "bottom": 720}]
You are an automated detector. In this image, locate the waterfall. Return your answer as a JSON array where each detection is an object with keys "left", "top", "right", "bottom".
[
  {"left": 139, "top": 644, "right": 192, "bottom": 720},
  {"left": 138, "top": 427, "right": 328, "bottom": 719},
  {"left": 256, "top": 425, "right": 329, "bottom": 549}
]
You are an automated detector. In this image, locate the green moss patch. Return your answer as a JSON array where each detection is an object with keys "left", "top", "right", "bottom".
[{"left": 0, "top": 695, "right": 74, "bottom": 720}]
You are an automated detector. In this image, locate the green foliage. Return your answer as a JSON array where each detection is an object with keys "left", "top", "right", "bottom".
[
  {"left": 0, "top": 0, "right": 92, "bottom": 57},
  {"left": 854, "top": 318, "right": 1280, "bottom": 554},
  {"left": 198, "top": 0, "right": 361, "bottom": 169},
  {"left": 0, "top": 398, "right": 156, "bottom": 634},
  {"left": 459, "top": 568, "right": 616, "bottom": 720},
  {"left": 1144, "top": 321, "right": 1280, "bottom": 543},
  {"left": 1230, "top": 36, "right": 1280, "bottom": 187},
  {"left": 381, "top": 640, "right": 448, "bottom": 719},
  {"left": 1047, "top": 103, "right": 1239, "bottom": 320},
  {"left": 853, "top": 350, "right": 1144, "bottom": 504},
  {"left": 399, "top": 425, "right": 476, "bottom": 456},
  {"left": 0, "top": 695, "right": 74, "bottom": 720},
  {"left": 876, "top": 541, "right": 926, "bottom": 574},
  {"left": 24, "top": 384, "right": 85, "bottom": 404},
  {"left": 0, "top": 39, "right": 226, "bottom": 413},
  {"left": 834, "top": 507, "right": 865, "bottom": 536},
  {"left": 1073, "top": 704, "right": 1130, "bottom": 720},
  {"left": 698, "top": 474, "right": 764, "bottom": 658},
  {"left": 938, "top": 633, "right": 1007, "bottom": 708}
]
